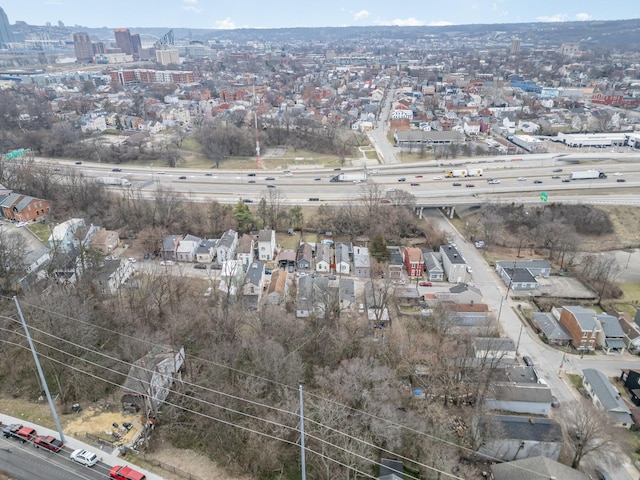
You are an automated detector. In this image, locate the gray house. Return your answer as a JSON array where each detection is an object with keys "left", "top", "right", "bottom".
[
  {"left": 531, "top": 312, "right": 572, "bottom": 346},
  {"left": 473, "top": 414, "right": 563, "bottom": 462},
  {"left": 491, "top": 456, "right": 589, "bottom": 480},
  {"left": 242, "top": 261, "right": 265, "bottom": 310},
  {"left": 195, "top": 239, "right": 217, "bottom": 264},
  {"left": 296, "top": 275, "right": 314, "bottom": 318},
  {"left": 597, "top": 313, "right": 627, "bottom": 355},
  {"left": 496, "top": 259, "right": 551, "bottom": 278},
  {"left": 296, "top": 242, "right": 313, "bottom": 271},
  {"left": 496, "top": 266, "right": 539, "bottom": 291},
  {"left": 422, "top": 250, "right": 444, "bottom": 282},
  {"left": 439, "top": 245, "right": 466, "bottom": 283},
  {"left": 582, "top": 368, "right": 633, "bottom": 428},
  {"left": 353, "top": 246, "right": 370, "bottom": 278},
  {"left": 216, "top": 229, "right": 238, "bottom": 264},
  {"left": 473, "top": 337, "right": 517, "bottom": 361},
  {"left": 485, "top": 366, "right": 553, "bottom": 415}
]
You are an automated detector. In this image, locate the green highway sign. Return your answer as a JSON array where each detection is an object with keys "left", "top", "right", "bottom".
[
  {"left": 540, "top": 191, "right": 548, "bottom": 202},
  {"left": 5, "top": 148, "right": 26, "bottom": 160}
]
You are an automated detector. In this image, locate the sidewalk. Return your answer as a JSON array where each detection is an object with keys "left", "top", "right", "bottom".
[{"left": 0, "top": 413, "right": 163, "bottom": 480}]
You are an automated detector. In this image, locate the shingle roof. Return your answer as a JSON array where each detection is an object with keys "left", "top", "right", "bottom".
[{"left": 491, "top": 456, "right": 589, "bottom": 480}]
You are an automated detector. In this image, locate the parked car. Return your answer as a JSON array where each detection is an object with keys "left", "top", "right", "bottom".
[
  {"left": 474, "top": 240, "right": 485, "bottom": 248},
  {"left": 594, "top": 467, "right": 613, "bottom": 480},
  {"left": 466, "top": 266, "right": 473, "bottom": 274},
  {"left": 194, "top": 264, "right": 207, "bottom": 269},
  {"left": 551, "top": 395, "right": 560, "bottom": 408},
  {"left": 70, "top": 448, "right": 99, "bottom": 467},
  {"left": 419, "top": 281, "right": 433, "bottom": 287},
  {"left": 522, "top": 355, "right": 534, "bottom": 366},
  {"left": 204, "top": 287, "right": 212, "bottom": 297},
  {"left": 160, "top": 260, "right": 174, "bottom": 266},
  {"left": 34, "top": 435, "right": 64, "bottom": 452},
  {"left": 110, "top": 465, "right": 147, "bottom": 480},
  {"left": 16, "top": 221, "right": 29, "bottom": 228},
  {"left": 128, "top": 257, "right": 136, "bottom": 263}
]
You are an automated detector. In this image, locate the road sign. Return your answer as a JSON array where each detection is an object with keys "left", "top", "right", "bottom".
[
  {"left": 540, "top": 191, "right": 548, "bottom": 202},
  {"left": 5, "top": 148, "right": 26, "bottom": 160}
]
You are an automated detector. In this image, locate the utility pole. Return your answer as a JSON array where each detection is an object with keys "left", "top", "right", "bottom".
[
  {"left": 299, "top": 384, "right": 306, "bottom": 480},
  {"left": 14, "top": 296, "right": 66, "bottom": 444}
]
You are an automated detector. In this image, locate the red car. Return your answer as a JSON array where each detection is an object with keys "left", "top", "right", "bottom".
[
  {"left": 419, "top": 282, "right": 433, "bottom": 287},
  {"left": 465, "top": 184, "right": 475, "bottom": 188},
  {"left": 110, "top": 465, "right": 147, "bottom": 480},
  {"left": 33, "top": 435, "right": 64, "bottom": 452}
]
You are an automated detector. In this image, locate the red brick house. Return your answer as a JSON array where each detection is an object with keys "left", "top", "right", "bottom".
[
  {"left": 403, "top": 247, "right": 424, "bottom": 277},
  {"left": 558, "top": 306, "right": 601, "bottom": 351},
  {"left": 0, "top": 193, "right": 51, "bottom": 223}
]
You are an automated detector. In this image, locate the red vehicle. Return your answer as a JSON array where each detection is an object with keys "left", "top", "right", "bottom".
[
  {"left": 33, "top": 435, "right": 64, "bottom": 452},
  {"left": 16, "top": 426, "right": 37, "bottom": 443},
  {"left": 465, "top": 183, "right": 475, "bottom": 188},
  {"left": 110, "top": 465, "right": 147, "bottom": 480},
  {"left": 419, "top": 282, "right": 433, "bottom": 287}
]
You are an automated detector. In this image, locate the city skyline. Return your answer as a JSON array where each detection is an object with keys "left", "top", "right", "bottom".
[{"left": 4, "top": 0, "right": 640, "bottom": 30}]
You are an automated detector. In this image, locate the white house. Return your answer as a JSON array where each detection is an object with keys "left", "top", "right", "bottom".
[
  {"left": 335, "top": 243, "right": 350, "bottom": 275},
  {"left": 176, "top": 234, "right": 201, "bottom": 263},
  {"left": 258, "top": 229, "right": 276, "bottom": 261},
  {"left": 216, "top": 230, "right": 238, "bottom": 264},
  {"left": 315, "top": 244, "right": 331, "bottom": 273}
]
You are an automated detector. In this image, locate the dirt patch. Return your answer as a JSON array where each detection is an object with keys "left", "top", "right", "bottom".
[{"left": 65, "top": 406, "right": 143, "bottom": 446}]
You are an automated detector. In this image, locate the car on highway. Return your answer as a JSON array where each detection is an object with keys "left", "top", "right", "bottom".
[
  {"left": 266, "top": 184, "right": 276, "bottom": 188},
  {"left": 75, "top": 161, "right": 82, "bottom": 165},
  {"left": 285, "top": 172, "right": 293, "bottom": 176},
  {"left": 452, "top": 182, "right": 462, "bottom": 186},
  {"left": 110, "top": 465, "right": 147, "bottom": 480},
  {"left": 398, "top": 177, "right": 406, "bottom": 182},
  {"left": 617, "top": 178, "right": 626, "bottom": 182},
  {"left": 248, "top": 180, "right": 256, "bottom": 183},
  {"left": 410, "top": 182, "right": 420, "bottom": 186},
  {"left": 534, "top": 180, "right": 543, "bottom": 184},
  {"left": 156, "top": 171, "right": 165, "bottom": 174},
  {"left": 314, "top": 177, "right": 322, "bottom": 181},
  {"left": 265, "top": 176, "right": 275, "bottom": 180},
  {"left": 178, "top": 176, "right": 187, "bottom": 180},
  {"left": 160, "top": 260, "right": 174, "bottom": 266},
  {"left": 614, "top": 172, "right": 623, "bottom": 176},
  {"left": 553, "top": 168, "right": 563, "bottom": 172},
  {"left": 419, "top": 282, "right": 433, "bottom": 287},
  {"left": 247, "top": 173, "right": 256, "bottom": 177},
  {"left": 433, "top": 175, "right": 443, "bottom": 180},
  {"left": 562, "top": 179, "right": 571, "bottom": 183},
  {"left": 488, "top": 179, "right": 501, "bottom": 184},
  {"left": 308, "top": 197, "right": 320, "bottom": 201},
  {"left": 205, "top": 173, "right": 213, "bottom": 176},
  {"left": 415, "top": 175, "right": 423, "bottom": 178},
  {"left": 465, "top": 183, "right": 475, "bottom": 188},
  {"left": 34, "top": 435, "right": 64, "bottom": 452},
  {"left": 333, "top": 167, "right": 342, "bottom": 171},
  {"left": 518, "top": 177, "right": 527, "bottom": 181},
  {"left": 552, "top": 175, "right": 561, "bottom": 179},
  {"left": 243, "top": 198, "right": 254, "bottom": 203},
  {"left": 112, "top": 168, "right": 122, "bottom": 172},
  {"left": 70, "top": 449, "right": 99, "bottom": 467},
  {"left": 370, "top": 169, "right": 379, "bottom": 174}
]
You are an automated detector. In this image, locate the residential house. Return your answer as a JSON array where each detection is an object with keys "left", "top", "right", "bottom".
[
  {"left": 120, "top": 345, "right": 185, "bottom": 413},
  {"left": 92, "top": 259, "right": 134, "bottom": 295},
  {"left": 439, "top": 245, "right": 466, "bottom": 283},
  {"left": 235, "top": 234, "right": 255, "bottom": 270},
  {"left": 448, "top": 311, "right": 497, "bottom": 337},
  {"left": 219, "top": 260, "right": 243, "bottom": 295},
  {"left": 175, "top": 234, "right": 201, "bottom": 263},
  {"left": 473, "top": 414, "right": 563, "bottom": 462},
  {"left": 265, "top": 269, "right": 288, "bottom": 305},
  {"left": 436, "top": 283, "right": 484, "bottom": 305},
  {"left": 491, "top": 456, "right": 589, "bottom": 480},
  {"left": 473, "top": 337, "right": 517, "bottom": 361},
  {"left": 277, "top": 249, "right": 296, "bottom": 272},
  {"left": 353, "top": 246, "right": 370, "bottom": 278},
  {"left": 242, "top": 261, "right": 265, "bottom": 310},
  {"left": 582, "top": 368, "right": 632, "bottom": 428},
  {"left": 312, "top": 276, "right": 340, "bottom": 319},
  {"left": 296, "top": 242, "right": 313, "bottom": 271},
  {"left": 161, "top": 234, "right": 183, "bottom": 261},
  {"left": 484, "top": 365, "right": 553, "bottom": 415},
  {"left": 496, "top": 260, "right": 551, "bottom": 278},
  {"left": 387, "top": 249, "right": 404, "bottom": 280},
  {"left": 597, "top": 313, "right": 627, "bottom": 355},
  {"left": 48, "top": 218, "right": 86, "bottom": 252},
  {"left": 335, "top": 243, "right": 350, "bottom": 275},
  {"left": 257, "top": 229, "right": 276, "bottom": 261},
  {"left": 620, "top": 369, "right": 640, "bottom": 407},
  {"left": 315, "top": 243, "right": 332, "bottom": 273},
  {"left": 422, "top": 250, "right": 444, "bottom": 282},
  {"left": 0, "top": 193, "right": 51, "bottom": 223},
  {"left": 90, "top": 230, "right": 120, "bottom": 254},
  {"left": 296, "top": 275, "right": 314, "bottom": 318},
  {"left": 531, "top": 312, "right": 573, "bottom": 346},
  {"left": 339, "top": 278, "right": 355, "bottom": 310},
  {"left": 558, "top": 306, "right": 601, "bottom": 352},
  {"left": 403, "top": 247, "right": 424, "bottom": 277},
  {"left": 195, "top": 239, "right": 217, "bottom": 264},
  {"left": 216, "top": 229, "right": 238, "bottom": 264}
]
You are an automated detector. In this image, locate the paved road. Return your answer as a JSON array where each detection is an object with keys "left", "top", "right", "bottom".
[{"left": 367, "top": 87, "right": 401, "bottom": 165}]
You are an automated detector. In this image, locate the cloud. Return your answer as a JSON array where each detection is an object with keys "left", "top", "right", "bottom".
[
  {"left": 354, "top": 10, "right": 369, "bottom": 21},
  {"left": 215, "top": 17, "right": 236, "bottom": 29},
  {"left": 575, "top": 12, "right": 591, "bottom": 21},
  {"left": 428, "top": 21, "right": 454, "bottom": 27},
  {"left": 389, "top": 17, "right": 425, "bottom": 27},
  {"left": 183, "top": 0, "right": 198, "bottom": 3},
  {"left": 536, "top": 13, "right": 569, "bottom": 23},
  {"left": 183, "top": 5, "right": 202, "bottom": 13}
]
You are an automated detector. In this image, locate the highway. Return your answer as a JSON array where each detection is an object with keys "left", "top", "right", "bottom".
[{"left": 40, "top": 152, "right": 640, "bottom": 206}]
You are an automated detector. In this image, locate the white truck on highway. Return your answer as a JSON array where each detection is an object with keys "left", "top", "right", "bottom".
[
  {"left": 96, "top": 177, "right": 132, "bottom": 187},
  {"left": 570, "top": 170, "right": 607, "bottom": 180},
  {"left": 445, "top": 167, "right": 483, "bottom": 178},
  {"left": 330, "top": 172, "right": 367, "bottom": 183}
]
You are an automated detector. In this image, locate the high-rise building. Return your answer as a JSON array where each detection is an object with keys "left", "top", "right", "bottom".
[
  {"left": 510, "top": 37, "right": 521, "bottom": 55},
  {"left": 131, "top": 34, "right": 141, "bottom": 57},
  {"left": 73, "top": 32, "right": 94, "bottom": 62},
  {"left": 156, "top": 49, "right": 180, "bottom": 66},
  {"left": 0, "top": 7, "right": 15, "bottom": 44},
  {"left": 114, "top": 28, "right": 134, "bottom": 55}
]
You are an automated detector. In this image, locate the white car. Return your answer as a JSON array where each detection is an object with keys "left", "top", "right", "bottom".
[
  {"left": 614, "top": 172, "right": 623, "bottom": 176},
  {"left": 488, "top": 179, "right": 501, "bottom": 184},
  {"left": 70, "top": 449, "right": 99, "bottom": 467},
  {"left": 466, "top": 265, "right": 473, "bottom": 274},
  {"left": 204, "top": 287, "right": 212, "bottom": 297},
  {"left": 16, "top": 221, "right": 29, "bottom": 228},
  {"left": 433, "top": 175, "right": 444, "bottom": 180},
  {"left": 160, "top": 260, "right": 174, "bottom": 266},
  {"left": 369, "top": 169, "right": 379, "bottom": 174},
  {"left": 128, "top": 257, "right": 137, "bottom": 263},
  {"left": 518, "top": 177, "right": 527, "bottom": 181}
]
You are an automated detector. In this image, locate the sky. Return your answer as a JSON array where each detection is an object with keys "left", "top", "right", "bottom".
[{"left": 4, "top": 0, "right": 640, "bottom": 30}]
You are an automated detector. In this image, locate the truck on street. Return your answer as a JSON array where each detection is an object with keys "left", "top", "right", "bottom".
[
  {"left": 330, "top": 172, "right": 367, "bottom": 183},
  {"left": 570, "top": 170, "right": 607, "bottom": 180},
  {"left": 3, "top": 424, "right": 37, "bottom": 443},
  {"left": 96, "top": 177, "right": 132, "bottom": 187},
  {"left": 445, "top": 167, "right": 483, "bottom": 178}
]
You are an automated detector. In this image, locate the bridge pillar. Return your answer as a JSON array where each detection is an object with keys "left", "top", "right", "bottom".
[
  {"left": 418, "top": 207, "right": 423, "bottom": 219},
  {"left": 449, "top": 206, "right": 455, "bottom": 219}
]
